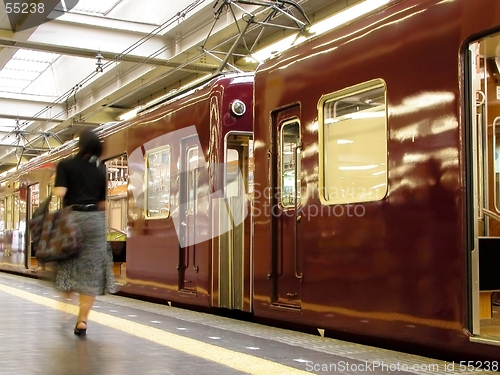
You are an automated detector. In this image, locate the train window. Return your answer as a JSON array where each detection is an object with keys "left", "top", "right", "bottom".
[
  {"left": 318, "top": 79, "right": 387, "bottom": 205},
  {"left": 0, "top": 198, "right": 4, "bottom": 231},
  {"left": 225, "top": 133, "right": 252, "bottom": 198},
  {"left": 187, "top": 146, "right": 198, "bottom": 215},
  {"left": 13, "top": 192, "right": 25, "bottom": 231},
  {"left": 47, "top": 182, "right": 61, "bottom": 211},
  {"left": 145, "top": 146, "right": 171, "bottom": 219},
  {"left": 13, "top": 192, "right": 20, "bottom": 231},
  {"left": 31, "top": 184, "right": 39, "bottom": 215},
  {"left": 280, "top": 121, "right": 300, "bottom": 208},
  {"left": 5, "top": 195, "right": 12, "bottom": 230},
  {"left": 226, "top": 149, "right": 240, "bottom": 197}
]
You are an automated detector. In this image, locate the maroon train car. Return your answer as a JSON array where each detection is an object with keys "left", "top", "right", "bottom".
[
  {"left": 252, "top": 0, "right": 500, "bottom": 361},
  {"left": 112, "top": 73, "right": 254, "bottom": 311}
]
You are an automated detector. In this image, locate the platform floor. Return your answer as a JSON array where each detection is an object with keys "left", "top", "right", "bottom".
[
  {"left": 0, "top": 272, "right": 493, "bottom": 375},
  {"left": 0, "top": 252, "right": 127, "bottom": 284}
]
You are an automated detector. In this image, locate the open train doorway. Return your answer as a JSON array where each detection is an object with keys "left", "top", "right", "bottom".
[
  {"left": 469, "top": 31, "right": 500, "bottom": 341},
  {"left": 212, "top": 132, "right": 253, "bottom": 312},
  {"left": 105, "top": 155, "right": 128, "bottom": 285},
  {"left": 25, "top": 183, "right": 39, "bottom": 269}
]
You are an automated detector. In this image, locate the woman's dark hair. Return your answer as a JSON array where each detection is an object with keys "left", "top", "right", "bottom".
[{"left": 77, "top": 129, "right": 102, "bottom": 159}]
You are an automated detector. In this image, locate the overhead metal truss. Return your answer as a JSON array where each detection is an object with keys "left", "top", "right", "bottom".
[
  {"left": 140, "top": 0, "right": 312, "bottom": 112},
  {"left": 204, "top": 0, "right": 311, "bottom": 72},
  {"left": 5, "top": 119, "right": 64, "bottom": 168},
  {"left": 3, "top": 0, "right": 312, "bottom": 170}
]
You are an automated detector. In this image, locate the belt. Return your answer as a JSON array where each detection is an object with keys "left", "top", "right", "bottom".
[{"left": 71, "top": 204, "right": 101, "bottom": 212}]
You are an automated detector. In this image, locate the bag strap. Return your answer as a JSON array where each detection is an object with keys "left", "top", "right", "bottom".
[
  {"left": 34, "top": 188, "right": 52, "bottom": 219},
  {"left": 43, "top": 208, "right": 61, "bottom": 249}
]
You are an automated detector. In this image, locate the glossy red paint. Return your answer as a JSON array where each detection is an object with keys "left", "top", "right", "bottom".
[
  {"left": 252, "top": 0, "right": 500, "bottom": 359},
  {"left": 121, "top": 74, "right": 254, "bottom": 307}
]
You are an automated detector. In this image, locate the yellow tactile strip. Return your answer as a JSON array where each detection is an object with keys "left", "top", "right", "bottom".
[{"left": 0, "top": 283, "right": 311, "bottom": 375}]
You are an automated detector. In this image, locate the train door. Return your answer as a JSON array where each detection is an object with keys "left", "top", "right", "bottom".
[
  {"left": 213, "top": 132, "right": 253, "bottom": 311},
  {"left": 271, "top": 107, "right": 302, "bottom": 308},
  {"left": 469, "top": 32, "right": 500, "bottom": 341},
  {"left": 24, "top": 183, "right": 39, "bottom": 269},
  {"left": 179, "top": 136, "right": 199, "bottom": 293},
  {"left": 105, "top": 155, "right": 128, "bottom": 281}
]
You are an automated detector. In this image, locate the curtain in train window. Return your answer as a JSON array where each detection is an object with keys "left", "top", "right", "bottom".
[
  {"left": 280, "top": 121, "right": 300, "bottom": 208},
  {"left": 320, "top": 80, "right": 387, "bottom": 204},
  {"left": 145, "top": 146, "right": 171, "bottom": 218}
]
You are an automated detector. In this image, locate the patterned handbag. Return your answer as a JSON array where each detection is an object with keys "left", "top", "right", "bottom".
[
  {"left": 30, "top": 206, "right": 84, "bottom": 263},
  {"left": 29, "top": 194, "right": 51, "bottom": 256}
]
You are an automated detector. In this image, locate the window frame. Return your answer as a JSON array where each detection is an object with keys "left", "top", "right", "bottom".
[
  {"left": 144, "top": 145, "right": 171, "bottom": 220},
  {"left": 317, "top": 79, "right": 388, "bottom": 206},
  {"left": 186, "top": 145, "right": 198, "bottom": 216},
  {"left": 279, "top": 119, "right": 301, "bottom": 210},
  {"left": 223, "top": 131, "right": 253, "bottom": 198}
]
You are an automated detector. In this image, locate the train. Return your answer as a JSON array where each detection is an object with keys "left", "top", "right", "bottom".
[{"left": 1, "top": 0, "right": 500, "bottom": 363}]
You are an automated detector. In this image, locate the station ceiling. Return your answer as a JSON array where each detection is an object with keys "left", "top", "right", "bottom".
[{"left": 0, "top": 0, "right": 360, "bottom": 174}]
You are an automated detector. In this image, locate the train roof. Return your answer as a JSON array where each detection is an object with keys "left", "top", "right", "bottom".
[
  {"left": 254, "top": 1, "right": 396, "bottom": 73},
  {"left": 138, "top": 72, "right": 254, "bottom": 116}
]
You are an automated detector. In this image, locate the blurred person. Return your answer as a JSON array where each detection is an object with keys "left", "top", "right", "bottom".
[{"left": 53, "top": 129, "right": 115, "bottom": 337}]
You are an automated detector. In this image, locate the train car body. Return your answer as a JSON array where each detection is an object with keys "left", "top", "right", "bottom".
[
  {"left": 121, "top": 73, "right": 254, "bottom": 310},
  {"left": 252, "top": 0, "right": 500, "bottom": 360}
]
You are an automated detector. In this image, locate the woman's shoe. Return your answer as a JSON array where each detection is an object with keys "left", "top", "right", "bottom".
[{"left": 74, "top": 321, "right": 87, "bottom": 337}]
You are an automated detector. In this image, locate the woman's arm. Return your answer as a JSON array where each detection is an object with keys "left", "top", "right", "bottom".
[
  {"left": 54, "top": 160, "right": 68, "bottom": 199},
  {"left": 53, "top": 186, "right": 67, "bottom": 198}
]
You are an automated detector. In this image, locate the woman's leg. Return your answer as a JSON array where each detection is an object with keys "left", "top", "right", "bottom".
[{"left": 76, "top": 294, "right": 96, "bottom": 328}]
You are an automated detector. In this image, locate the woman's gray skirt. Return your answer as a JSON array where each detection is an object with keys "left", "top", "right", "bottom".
[{"left": 54, "top": 210, "right": 116, "bottom": 296}]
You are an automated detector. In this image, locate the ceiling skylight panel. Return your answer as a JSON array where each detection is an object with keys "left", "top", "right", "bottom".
[
  {"left": 56, "top": 0, "right": 123, "bottom": 15},
  {"left": 0, "top": 87, "right": 23, "bottom": 93},
  {"left": 0, "top": 78, "right": 30, "bottom": 89},
  {"left": 0, "top": 48, "right": 60, "bottom": 93},
  {"left": 12, "top": 49, "right": 59, "bottom": 63},
  {"left": 4, "top": 60, "right": 50, "bottom": 72},
  {"left": 0, "top": 119, "right": 18, "bottom": 128},
  {"left": 0, "top": 69, "right": 40, "bottom": 80},
  {"left": 0, "top": 119, "right": 34, "bottom": 132}
]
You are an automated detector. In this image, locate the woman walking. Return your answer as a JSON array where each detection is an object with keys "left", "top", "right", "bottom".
[{"left": 53, "top": 129, "right": 115, "bottom": 336}]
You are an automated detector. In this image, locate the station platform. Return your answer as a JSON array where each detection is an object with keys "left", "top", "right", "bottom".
[{"left": 0, "top": 272, "right": 492, "bottom": 375}]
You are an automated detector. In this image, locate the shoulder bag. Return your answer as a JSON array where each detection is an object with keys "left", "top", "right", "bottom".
[{"left": 29, "top": 202, "right": 84, "bottom": 263}]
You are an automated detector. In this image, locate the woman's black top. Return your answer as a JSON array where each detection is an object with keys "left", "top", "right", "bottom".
[{"left": 54, "top": 155, "right": 106, "bottom": 207}]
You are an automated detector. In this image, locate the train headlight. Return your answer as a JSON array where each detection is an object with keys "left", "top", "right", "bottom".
[{"left": 231, "top": 100, "right": 246, "bottom": 117}]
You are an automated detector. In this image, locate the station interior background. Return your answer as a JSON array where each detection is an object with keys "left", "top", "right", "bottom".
[{"left": 0, "top": 0, "right": 367, "bottom": 175}]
